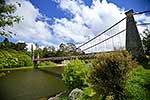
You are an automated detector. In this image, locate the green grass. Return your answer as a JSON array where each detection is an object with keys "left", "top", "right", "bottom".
[
  {"left": 0, "top": 66, "right": 34, "bottom": 71},
  {"left": 0, "top": 63, "right": 60, "bottom": 72},
  {"left": 39, "top": 61, "right": 57, "bottom": 67},
  {"left": 126, "top": 66, "right": 150, "bottom": 100}
]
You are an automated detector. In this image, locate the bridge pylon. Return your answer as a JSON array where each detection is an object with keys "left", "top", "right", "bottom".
[{"left": 125, "top": 9, "right": 145, "bottom": 59}]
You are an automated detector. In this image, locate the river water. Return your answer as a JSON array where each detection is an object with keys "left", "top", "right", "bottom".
[{"left": 0, "top": 67, "right": 66, "bottom": 100}]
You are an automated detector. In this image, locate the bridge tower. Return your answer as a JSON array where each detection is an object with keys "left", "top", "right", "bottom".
[{"left": 125, "top": 9, "right": 145, "bottom": 58}]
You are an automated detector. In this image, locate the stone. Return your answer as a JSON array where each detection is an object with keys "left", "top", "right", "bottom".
[
  {"left": 69, "top": 88, "right": 83, "bottom": 100},
  {"left": 38, "top": 98, "right": 48, "bottom": 100},
  {"left": 48, "top": 91, "right": 65, "bottom": 100}
]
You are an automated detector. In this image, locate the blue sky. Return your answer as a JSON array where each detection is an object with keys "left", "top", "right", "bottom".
[
  {"left": 1, "top": 0, "right": 150, "bottom": 51},
  {"left": 31, "top": 0, "right": 150, "bottom": 17},
  {"left": 30, "top": 0, "right": 150, "bottom": 22}
]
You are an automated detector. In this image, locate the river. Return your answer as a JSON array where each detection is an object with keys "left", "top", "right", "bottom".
[{"left": 0, "top": 67, "right": 66, "bottom": 100}]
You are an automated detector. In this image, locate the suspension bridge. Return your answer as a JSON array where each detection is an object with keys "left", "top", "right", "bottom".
[{"left": 33, "top": 9, "right": 150, "bottom": 65}]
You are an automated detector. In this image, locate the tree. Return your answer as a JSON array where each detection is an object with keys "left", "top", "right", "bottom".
[
  {"left": 48, "top": 46, "right": 55, "bottom": 52},
  {"left": 57, "top": 43, "right": 84, "bottom": 56},
  {"left": 0, "top": 38, "right": 15, "bottom": 49},
  {"left": 66, "top": 43, "right": 76, "bottom": 52},
  {"left": 66, "top": 43, "right": 84, "bottom": 55},
  {"left": 142, "top": 29, "right": 150, "bottom": 56},
  {"left": 57, "top": 43, "right": 68, "bottom": 56},
  {"left": 0, "top": 0, "right": 21, "bottom": 37},
  {"left": 42, "top": 47, "right": 49, "bottom": 57},
  {"left": 59, "top": 43, "right": 67, "bottom": 52},
  {"left": 0, "top": 38, "right": 28, "bottom": 51},
  {"left": 15, "top": 42, "right": 27, "bottom": 51},
  {"left": 47, "top": 46, "right": 56, "bottom": 57}
]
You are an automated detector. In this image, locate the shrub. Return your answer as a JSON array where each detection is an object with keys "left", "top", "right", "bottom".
[
  {"left": 62, "top": 59, "right": 89, "bottom": 90},
  {"left": 89, "top": 51, "right": 137, "bottom": 100},
  {"left": 0, "top": 50, "right": 32, "bottom": 68},
  {"left": 82, "top": 87, "right": 96, "bottom": 99},
  {"left": 39, "top": 61, "right": 57, "bottom": 67}
]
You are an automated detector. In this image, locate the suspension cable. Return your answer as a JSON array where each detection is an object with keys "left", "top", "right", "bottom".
[
  {"left": 82, "top": 29, "right": 126, "bottom": 51},
  {"left": 77, "top": 17, "right": 126, "bottom": 49},
  {"left": 137, "top": 23, "right": 150, "bottom": 26},
  {"left": 134, "top": 10, "right": 150, "bottom": 15}
]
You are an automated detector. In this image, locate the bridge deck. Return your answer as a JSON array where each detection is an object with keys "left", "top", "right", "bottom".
[{"left": 33, "top": 53, "right": 96, "bottom": 61}]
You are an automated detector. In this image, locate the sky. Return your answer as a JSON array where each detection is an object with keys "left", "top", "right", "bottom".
[{"left": 1, "top": 0, "right": 150, "bottom": 51}]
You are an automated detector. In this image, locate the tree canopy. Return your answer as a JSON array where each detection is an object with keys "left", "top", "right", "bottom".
[
  {"left": 0, "top": 0, "right": 21, "bottom": 37},
  {"left": 0, "top": 38, "right": 27, "bottom": 51},
  {"left": 142, "top": 29, "right": 150, "bottom": 56},
  {"left": 34, "top": 43, "right": 84, "bottom": 58}
]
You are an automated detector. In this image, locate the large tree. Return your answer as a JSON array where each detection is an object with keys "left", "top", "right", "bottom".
[
  {"left": 0, "top": 38, "right": 27, "bottom": 51},
  {"left": 56, "top": 43, "right": 84, "bottom": 56},
  {"left": 0, "top": 0, "right": 21, "bottom": 37},
  {"left": 0, "top": 38, "right": 15, "bottom": 49},
  {"left": 15, "top": 42, "right": 27, "bottom": 51},
  {"left": 142, "top": 29, "right": 150, "bottom": 56}
]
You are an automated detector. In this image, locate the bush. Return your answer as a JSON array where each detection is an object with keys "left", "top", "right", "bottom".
[
  {"left": 39, "top": 61, "right": 57, "bottom": 67},
  {"left": 62, "top": 59, "right": 89, "bottom": 90},
  {"left": 89, "top": 51, "right": 137, "bottom": 100},
  {"left": 82, "top": 87, "right": 96, "bottom": 99},
  {"left": 0, "top": 50, "right": 32, "bottom": 68}
]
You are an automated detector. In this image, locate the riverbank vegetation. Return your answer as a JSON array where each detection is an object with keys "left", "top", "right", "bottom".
[
  {"left": 0, "top": 38, "right": 32, "bottom": 69},
  {"left": 0, "top": 50, "right": 32, "bottom": 68},
  {"left": 60, "top": 51, "right": 150, "bottom": 100}
]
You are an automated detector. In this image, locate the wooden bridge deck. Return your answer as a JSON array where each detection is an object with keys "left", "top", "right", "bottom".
[{"left": 33, "top": 53, "right": 96, "bottom": 62}]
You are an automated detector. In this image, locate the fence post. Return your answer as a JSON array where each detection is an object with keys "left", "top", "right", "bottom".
[{"left": 125, "top": 9, "right": 145, "bottom": 59}]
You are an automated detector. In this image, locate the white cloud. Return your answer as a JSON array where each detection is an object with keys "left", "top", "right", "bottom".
[
  {"left": 5, "top": 0, "right": 150, "bottom": 53},
  {"left": 26, "top": 42, "right": 47, "bottom": 51},
  {"left": 53, "top": 0, "right": 126, "bottom": 52},
  {"left": 53, "top": 0, "right": 150, "bottom": 53},
  {"left": 6, "top": 0, "right": 55, "bottom": 46},
  {"left": 26, "top": 42, "right": 36, "bottom": 51},
  {"left": 135, "top": 14, "right": 150, "bottom": 35}
]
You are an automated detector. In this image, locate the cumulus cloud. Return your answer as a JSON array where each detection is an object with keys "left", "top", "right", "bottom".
[
  {"left": 52, "top": 0, "right": 126, "bottom": 52},
  {"left": 52, "top": 0, "right": 150, "bottom": 52},
  {"left": 6, "top": 0, "right": 57, "bottom": 46},
  {"left": 5, "top": 0, "right": 150, "bottom": 53},
  {"left": 134, "top": 14, "right": 150, "bottom": 35}
]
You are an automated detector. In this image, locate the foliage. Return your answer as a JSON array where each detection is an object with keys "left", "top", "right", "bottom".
[
  {"left": 39, "top": 61, "right": 57, "bottom": 67},
  {"left": 33, "top": 43, "right": 84, "bottom": 58},
  {"left": 0, "top": 50, "right": 32, "bottom": 68},
  {"left": 142, "top": 28, "right": 150, "bottom": 56},
  {"left": 0, "top": 38, "right": 14, "bottom": 49},
  {"left": 15, "top": 42, "right": 27, "bottom": 51},
  {"left": 56, "top": 43, "right": 84, "bottom": 57},
  {"left": 88, "top": 51, "right": 137, "bottom": 100},
  {"left": 82, "top": 87, "right": 96, "bottom": 99},
  {"left": 126, "top": 67, "right": 150, "bottom": 100},
  {"left": 62, "top": 59, "right": 88, "bottom": 90},
  {"left": 42, "top": 46, "right": 56, "bottom": 57},
  {"left": 0, "top": 38, "right": 27, "bottom": 51},
  {"left": 0, "top": 0, "right": 21, "bottom": 37},
  {"left": 0, "top": 72, "right": 6, "bottom": 77}
]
